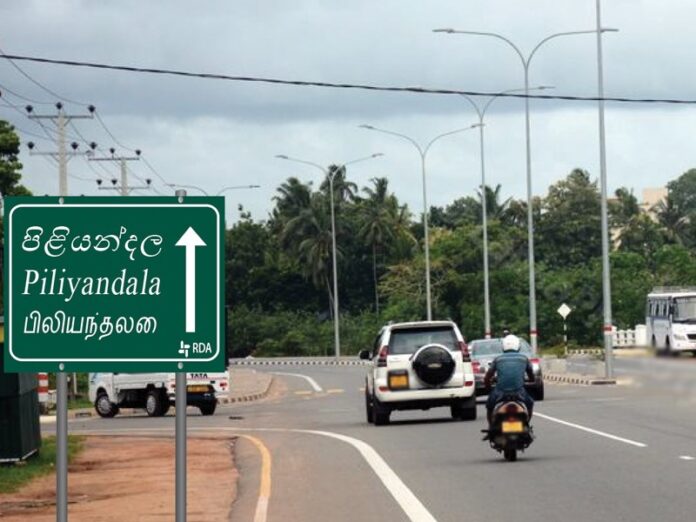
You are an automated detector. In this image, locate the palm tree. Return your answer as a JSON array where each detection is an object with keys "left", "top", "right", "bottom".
[
  {"left": 654, "top": 194, "right": 689, "bottom": 244},
  {"left": 320, "top": 165, "right": 358, "bottom": 207},
  {"left": 358, "top": 178, "right": 395, "bottom": 313},
  {"left": 271, "top": 177, "right": 312, "bottom": 233},
  {"left": 281, "top": 193, "right": 337, "bottom": 316},
  {"left": 477, "top": 184, "right": 511, "bottom": 222}
]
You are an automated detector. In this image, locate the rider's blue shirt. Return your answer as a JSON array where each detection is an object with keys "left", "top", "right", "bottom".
[{"left": 487, "top": 351, "right": 534, "bottom": 392}]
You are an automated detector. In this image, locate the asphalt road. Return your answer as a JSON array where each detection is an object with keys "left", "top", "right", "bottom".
[{"left": 64, "top": 364, "right": 696, "bottom": 522}]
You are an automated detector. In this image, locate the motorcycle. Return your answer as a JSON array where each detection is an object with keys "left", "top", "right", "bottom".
[{"left": 483, "top": 394, "right": 534, "bottom": 462}]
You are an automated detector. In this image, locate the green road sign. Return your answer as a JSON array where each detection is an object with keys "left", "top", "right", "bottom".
[{"left": 3, "top": 197, "right": 225, "bottom": 372}]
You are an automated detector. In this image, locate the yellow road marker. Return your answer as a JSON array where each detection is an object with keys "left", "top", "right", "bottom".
[
  {"left": 294, "top": 390, "right": 313, "bottom": 395},
  {"left": 326, "top": 389, "right": 345, "bottom": 394},
  {"left": 240, "top": 435, "right": 272, "bottom": 522}
]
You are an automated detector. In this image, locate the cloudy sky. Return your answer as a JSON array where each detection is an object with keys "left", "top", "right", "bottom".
[{"left": 1, "top": 0, "right": 695, "bottom": 222}]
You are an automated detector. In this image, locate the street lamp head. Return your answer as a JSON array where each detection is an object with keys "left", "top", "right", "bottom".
[
  {"left": 249, "top": 184, "right": 261, "bottom": 188},
  {"left": 601, "top": 28, "right": 619, "bottom": 33},
  {"left": 432, "top": 28, "right": 454, "bottom": 33},
  {"left": 275, "top": 154, "right": 289, "bottom": 160},
  {"left": 358, "top": 124, "right": 375, "bottom": 130},
  {"left": 371, "top": 153, "right": 384, "bottom": 158}
]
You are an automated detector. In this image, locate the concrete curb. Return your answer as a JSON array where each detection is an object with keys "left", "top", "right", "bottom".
[
  {"left": 219, "top": 374, "right": 274, "bottom": 404},
  {"left": 545, "top": 372, "right": 617, "bottom": 386}
]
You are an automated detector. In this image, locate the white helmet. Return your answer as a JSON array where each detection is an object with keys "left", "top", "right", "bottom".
[{"left": 502, "top": 334, "right": 521, "bottom": 352}]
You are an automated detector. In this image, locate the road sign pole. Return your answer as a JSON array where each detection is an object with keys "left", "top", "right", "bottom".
[
  {"left": 564, "top": 320, "right": 568, "bottom": 357},
  {"left": 176, "top": 369, "right": 186, "bottom": 522},
  {"left": 57, "top": 366, "right": 68, "bottom": 522}
]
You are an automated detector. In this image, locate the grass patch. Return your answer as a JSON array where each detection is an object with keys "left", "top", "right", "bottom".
[
  {"left": 68, "top": 397, "right": 93, "bottom": 410},
  {"left": 0, "top": 435, "right": 85, "bottom": 494}
]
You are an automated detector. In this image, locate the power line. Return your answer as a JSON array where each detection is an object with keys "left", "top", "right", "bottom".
[
  {"left": 0, "top": 48, "right": 89, "bottom": 106},
  {"left": 1, "top": 54, "right": 171, "bottom": 187},
  {"left": 3, "top": 53, "right": 696, "bottom": 105},
  {"left": 0, "top": 81, "right": 53, "bottom": 104}
]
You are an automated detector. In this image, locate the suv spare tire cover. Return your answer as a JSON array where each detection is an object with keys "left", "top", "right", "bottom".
[{"left": 412, "top": 343, "right": 455, "bottom": 386}]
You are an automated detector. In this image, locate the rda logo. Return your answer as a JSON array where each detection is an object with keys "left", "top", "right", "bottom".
[{"left": 179, "top": 340, "right": 213, "bottom": 358}]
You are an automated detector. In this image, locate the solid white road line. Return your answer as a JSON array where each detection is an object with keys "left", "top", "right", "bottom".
[
  {"left": 272, "top": 372, "right": 323, "bottom": 392},
  {"left": 536, "top": 412, "right": 647, "bottom": 448},
  {"left": 79, "top": 427, "right": 438, "bottom": 522},
  {"left": 231, "top": 427, "right": 437, "bottom": 522}
]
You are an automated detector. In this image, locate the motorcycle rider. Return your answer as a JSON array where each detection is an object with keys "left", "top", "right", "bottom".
[{"left": 483, "top": 334, "right": 535, "bottom": 426}]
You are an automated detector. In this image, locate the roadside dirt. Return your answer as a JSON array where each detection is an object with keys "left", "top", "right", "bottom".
[{"left": 0, "top": 436, "right": 238, "bottom": 521}]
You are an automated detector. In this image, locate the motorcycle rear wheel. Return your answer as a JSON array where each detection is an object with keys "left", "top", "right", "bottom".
[{"left": 503, "top": 447, "right": 517, "bottom": 462}]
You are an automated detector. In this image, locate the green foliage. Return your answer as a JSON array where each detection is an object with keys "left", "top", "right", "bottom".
[
  {"left": 212, "top": 164, "right": 696, "bottom": 356},
  {"left": 0, "top": 436, "right": 84, "bottom": 493}
]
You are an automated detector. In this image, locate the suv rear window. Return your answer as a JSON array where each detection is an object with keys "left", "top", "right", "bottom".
[{"left": 388, "top": 326, "right": 458, "bottom": 355}]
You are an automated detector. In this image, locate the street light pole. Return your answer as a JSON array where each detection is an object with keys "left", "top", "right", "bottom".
[
  {"left": 434, "top": 27, "right": 617, "bottom": 352},
  {"left": 165, "top": 184, "right": 260, "bottom": 196},
  {"left": 595, "top": 0, "right": 614, "bottom": 378},
  {"left": 275, "top": 153, "right": 383, "bottom": 358},
  {"left": 359, "top": 125, "right": 477, "bottom": 321},
  {"left": 460, "top": 86, "right": 550, "bottom": 339}
]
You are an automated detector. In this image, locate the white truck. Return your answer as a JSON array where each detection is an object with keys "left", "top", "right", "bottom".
[{"left": 88, "top": 372, "right": 229, "bottom": 418}]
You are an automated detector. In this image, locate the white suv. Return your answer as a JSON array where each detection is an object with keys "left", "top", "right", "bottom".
[{"left": 359, "top": 321, "right": 477, "bottom": 426}]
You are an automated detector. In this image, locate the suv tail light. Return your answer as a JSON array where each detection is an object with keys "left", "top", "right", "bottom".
[
  {"left": 377, "top": 346, "right": 389, "bottom": 367},
  {"left": 458, "top": 341, "right": 471, "bottom": 362}
]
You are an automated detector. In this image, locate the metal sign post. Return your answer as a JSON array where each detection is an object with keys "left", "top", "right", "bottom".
[
  {"left": 176, "top": 370, "right": 186, "bottom": 522},
  {"left": 2, "top": 196, "right": 224, "bottom": 521},
  {"left": 557, "top": 303, "right": 572, "bottom": 356}
]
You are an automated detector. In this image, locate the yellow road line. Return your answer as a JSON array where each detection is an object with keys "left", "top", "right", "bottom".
[
  {"left": 326, "top": 389, "right": 345, "bottom": 394},
  {"left": 240, "top": 435, "right": 272, "bottom": 522},
  {"left": 294, "top": 390, "right": 313, "bottom": 395}
]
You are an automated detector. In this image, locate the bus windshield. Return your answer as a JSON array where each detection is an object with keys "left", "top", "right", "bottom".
[{"left": 673, "top": 297, "right": 696, "bottom": 323}]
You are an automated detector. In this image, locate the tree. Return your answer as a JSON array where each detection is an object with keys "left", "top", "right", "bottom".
[
  {"left": 358, "top": 177, "right": 395, "bottom": 313},
  {"left": 610, "top": 187, "right": 640, "bottom": 228},
  {"left": 537, "top": 169, "right": 602, "bottom": 268},
  {"left": 0, "top": 120, "right": 31, "bottom": 197},
  {"left": 280, "top": 193, "right": 337, "bottom": 315},
  {"left": 0, "top": 120, "right": 31, "bottom": 313},
  {"left": 653, "top": 194, "right": 688, "bottom": 245}
]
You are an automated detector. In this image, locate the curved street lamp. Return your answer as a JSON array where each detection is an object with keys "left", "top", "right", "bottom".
[
  {"left": 166, "top": 183, "right": 260, "bottom": 196},
  {"left": 433, "top": 26, "right": 618, "bottom": 352},
  {"left": 359, "top": 124, "right": 478, "bottom": 321},
  {"left": 275, "top": 152, "right": 384, "bottom": 358},
  {"left": 461, "top": 86, "right": 552, "bottom": 339}
]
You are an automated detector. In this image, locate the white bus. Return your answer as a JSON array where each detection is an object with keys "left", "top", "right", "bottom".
[{"left": 646, "top": 288, "right": 696, "bottom": 356}]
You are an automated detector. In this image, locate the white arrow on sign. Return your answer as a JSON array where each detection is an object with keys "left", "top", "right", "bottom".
[{"left": 176, "top": 227, "right": 207, "bottom": 333}]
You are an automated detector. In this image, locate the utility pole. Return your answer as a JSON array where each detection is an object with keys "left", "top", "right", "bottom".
[
  {"left": 26, "top": 102, "right": 95, "bottom": 196},
  {"left": 90, "top": 148, "right": 150, "bottom": 195},
  {"left": 26, "top": 101, "right": 93, "bottom": 522}
]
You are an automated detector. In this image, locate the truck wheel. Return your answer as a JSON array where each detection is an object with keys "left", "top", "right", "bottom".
[
  {"left": 199, "top": 403, "right": 217, "bottom": 416},
  {"left": 145, "top": 390, "right": 165, "bottom": 417},
  {"left": 95, "top": 392, "right": 118, "bottom": 418}
]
